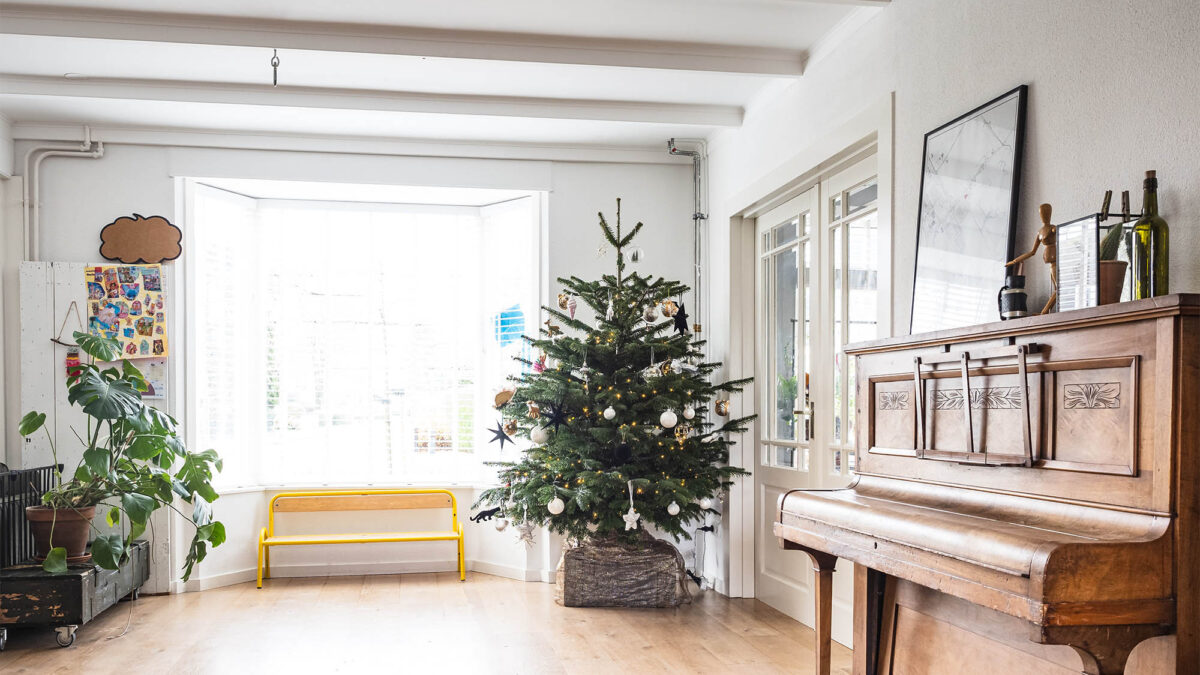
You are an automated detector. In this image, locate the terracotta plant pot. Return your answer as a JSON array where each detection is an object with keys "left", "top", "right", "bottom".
[
  {"left": 26, "top": 505, "right": 96, "bottom": 563},
  {"left": 1099, "top": 260, "right": 1128, "bottom": 305}
]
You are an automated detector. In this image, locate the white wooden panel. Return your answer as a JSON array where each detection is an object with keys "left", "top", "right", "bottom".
[{"left": 19, "top": 261, "right": 54, "bottom": 469}]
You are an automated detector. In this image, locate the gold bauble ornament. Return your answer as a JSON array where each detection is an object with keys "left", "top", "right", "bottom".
[
  {"left": 661, "top": 300, "right": 679, "bottom": 317},
  {"left": 557, "top": 293, "right": 570, "bottom": 310},
  {"left": 503, "top": 419, "right": 519, "bottom": 435},
  {"left": 715, "top": 399, "right": 730, "bottom": 416},
  {"left": 658, "top": 359, "right": 673, "bottom": 376}
]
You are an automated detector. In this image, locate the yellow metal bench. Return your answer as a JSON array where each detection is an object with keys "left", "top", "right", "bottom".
[{"left": 256, "top": 489, "right": 465, "bottom": 588}]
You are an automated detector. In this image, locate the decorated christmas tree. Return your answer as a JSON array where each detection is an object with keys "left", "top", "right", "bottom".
[{"left": 476, "top": 200, "right": 752, "bottom": 543}]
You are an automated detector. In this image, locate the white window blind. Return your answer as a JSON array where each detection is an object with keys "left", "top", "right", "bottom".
[{"left": 190, "top": 184, "right": 539, "bottom": 486}]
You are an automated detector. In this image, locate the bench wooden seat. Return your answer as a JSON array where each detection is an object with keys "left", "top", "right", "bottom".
[{"left": 256, "top": 489, "right": 465, "bottom": 588}]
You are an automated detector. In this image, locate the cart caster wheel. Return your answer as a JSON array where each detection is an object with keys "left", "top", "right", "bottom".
[
  {"left": 55, "top": 625, "right": 77, "bottom": 648},
  {"left": 1, "top": 627, "right": 8, "bottom": 651},
  {"left": 124, "top": 587, "right": 139, "bottom": 601}
]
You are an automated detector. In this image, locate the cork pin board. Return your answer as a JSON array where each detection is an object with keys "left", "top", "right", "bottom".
[{"left": 99, "top": 214, "right": 182, "bottom": 264}]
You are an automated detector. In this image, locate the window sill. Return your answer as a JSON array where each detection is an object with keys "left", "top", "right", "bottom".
[{"left": 212, "top": 482, "right": 502, "bottom": 496}]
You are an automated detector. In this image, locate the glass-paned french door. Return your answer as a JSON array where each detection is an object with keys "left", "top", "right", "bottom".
[{"left": 757, "top": 155, "right": 881, "bottom": 489}]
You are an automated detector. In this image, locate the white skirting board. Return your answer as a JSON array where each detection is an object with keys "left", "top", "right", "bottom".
[{"left": 178, "top": 559, "right": 551, "bottom": 593}]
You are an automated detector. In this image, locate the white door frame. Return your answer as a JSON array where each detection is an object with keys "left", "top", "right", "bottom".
[{"left": 725, "top": 93, "right": 895, "bottom": 600}]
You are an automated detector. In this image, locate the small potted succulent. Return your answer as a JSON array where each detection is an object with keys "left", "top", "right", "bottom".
[
  {"left": 20, "top": 331, "right": 224, "bottom": 580},
  {"left": 1098, "top": 221, "right": 1130, "bottom": 305}
]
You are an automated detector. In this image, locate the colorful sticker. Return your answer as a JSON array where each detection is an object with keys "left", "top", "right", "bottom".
[
  {"left": 135, "top": 317, "right": 155, "bottom": 336},
  {"left": 142, "top": 267, "right": 162, "bottom": 292},
  {"left": 152, "top": 340, "right": 164, "bottom": 356},
  {"left": 121, "top": 283, "right": 140, "bottom": 300},
  {"left": 88, "top": 282, "right": 105, "bottom": 300}
]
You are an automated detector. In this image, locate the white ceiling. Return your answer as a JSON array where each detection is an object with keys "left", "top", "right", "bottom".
[{"left": 0, "top": 1, "right": 886, "bottom": 151}]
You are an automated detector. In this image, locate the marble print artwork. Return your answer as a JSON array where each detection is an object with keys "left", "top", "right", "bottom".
[{"left": 911, "top": 90, "right": 1023, "bottom": 334}]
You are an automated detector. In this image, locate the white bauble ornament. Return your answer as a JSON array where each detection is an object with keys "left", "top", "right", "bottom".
[
  {"left": 683, "top": 405, "right": 696, "bottom": 420},
  {"left": 603, "top": 406, "right": 617, "bottom": 420},
  {"left": 699, "top": 497, "right": 714, "bottom": 510},
  {"left": 660, "top": 410, "right": 678, "bottom": 428},
  {"left": 547, "top": 497, "right": 565, "bottom": 515},
  {"left": 530, "top": 426, "right": 550, "bottom": 444},
  {"left": 667, "top": 501, "right": 681, "bottom": 516},
  {"left": 495, "top": 518, "right": 509, "bottom": 532}
]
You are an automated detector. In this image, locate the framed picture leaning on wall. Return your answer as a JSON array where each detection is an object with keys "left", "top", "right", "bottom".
[{"left": 910, "top": 85, "right": 1028, "bottom": 333}]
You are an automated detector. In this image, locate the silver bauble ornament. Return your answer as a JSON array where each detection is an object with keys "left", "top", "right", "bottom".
[
  {"left": 530, "top": 426, "right": 550, "bottom": 444},
  {"left": 660, "top": 410, "right": 678, "bottom": 428},
  {"left": 667, "top": 501, "right": 681, "bottom": 516},
  {"left": 494, "top": 518, "right": 509, "bottom": 532},
  {"left": 603, "top": 406, "right": 617, "bottom": 420},
  {"left": 699, "top": 497, "right": 714, "bottom": 510},
  {"left": 643, "top": 305, "right": 658, "bottom": 322},
  {"left": 629, "top": 247, "right": 645, "bottom": 263},
  {"left": 547, "top": 497, "right": 565, "bottom": 515},
  {"left": 683, "top": 405, "right": 696, "bottom": 420}
]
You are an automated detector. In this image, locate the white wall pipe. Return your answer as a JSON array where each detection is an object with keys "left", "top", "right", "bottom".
[{"left": 22, "top": 126, "right": 103, "bottom": 262}]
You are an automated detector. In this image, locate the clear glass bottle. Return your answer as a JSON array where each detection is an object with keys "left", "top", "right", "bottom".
[{"left": 1130, "top": 170, "right": 1169, "bottom": 298}]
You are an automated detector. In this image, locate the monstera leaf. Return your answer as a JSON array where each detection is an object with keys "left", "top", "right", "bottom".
[
  {"left": 67, "top": 369, "right": 143, "bottom": 420},
  {"left": 73, "top": 330, "right": 122, "bottom": 362}
]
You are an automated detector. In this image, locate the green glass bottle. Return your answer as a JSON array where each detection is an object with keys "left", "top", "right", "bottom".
[{"left": 1130, "top": 170, "right": 1169, "bottom": 298}]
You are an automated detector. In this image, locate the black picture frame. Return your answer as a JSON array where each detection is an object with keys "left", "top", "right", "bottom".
[{"left": 910, "top": 85, "right": 1028, "bottom": 334}]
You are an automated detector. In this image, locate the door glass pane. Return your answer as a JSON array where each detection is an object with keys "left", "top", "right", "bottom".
[
  {"left": 801, "top": 240, "right": 812, "bottom": 442},
  {"left": 773, "top": 219, "right": 799, "bottom": 248},
  {"left": 831, "top": 225, "right": 843, "bottom": 446},
  {"left": 773, "top": 247, "right": 799, "bottom": 441},
  {"left": 775, "top": 446, "right": 796, "bottom": 468},
  {"left": 832, "top": 449, "right": 842, "bottom": 474},
  {"left": 832, "top": 195, "right": 843, "bottom": 221},
  {"left": 846, "top": 179, "right": 878, "bottom": 216},
  {"left": 847, "top": 211, "right": 878, "bottom": 446}
]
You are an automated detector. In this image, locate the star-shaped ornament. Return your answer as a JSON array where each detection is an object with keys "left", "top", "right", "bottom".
[
  {"left": 516, "top": 521, "right": 536, "bottom": 547},
  {"left": 623, "top": 507, "right": 641, "bottom": 531},
  {"left": 543, "top": 398, "right": 570, "bottom": 432},
  {"left": 673, "top": 303, "right": 690, "bottom": 336},
  {"left": 488, "top": 420, "right": 514, "bottom": 449}
]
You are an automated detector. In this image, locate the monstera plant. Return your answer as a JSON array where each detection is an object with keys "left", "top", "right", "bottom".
[{"left": 20, "top": 331, "right": 224, "bottom": 581}]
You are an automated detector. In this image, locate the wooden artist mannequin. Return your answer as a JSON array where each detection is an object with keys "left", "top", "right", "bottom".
[{"left": 1007, "top": 203, "right": 1056, "bottom": 315}]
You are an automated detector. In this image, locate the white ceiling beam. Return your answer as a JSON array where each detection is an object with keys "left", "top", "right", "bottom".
[
  {"left": 0, "top": 74, "right": 743, "bottom": 126},
  {"left": 0, "top": 4, "right": 806, "bottom": 76}
]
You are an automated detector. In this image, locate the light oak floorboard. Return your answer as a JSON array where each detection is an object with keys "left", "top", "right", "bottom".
[{"left": 0, "top": 572, "right": 852, "bottom": 674}]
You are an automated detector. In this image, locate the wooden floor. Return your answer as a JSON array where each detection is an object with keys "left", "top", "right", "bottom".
[{"left": 0, "top": 572, "right": 851, "bottom": 674}]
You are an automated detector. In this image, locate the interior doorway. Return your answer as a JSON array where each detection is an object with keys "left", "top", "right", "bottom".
[{"left": 752, "top": 153, "right": 883, "bottom": 646}]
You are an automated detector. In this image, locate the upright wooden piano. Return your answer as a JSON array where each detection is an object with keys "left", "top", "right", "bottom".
[{"left": 776, "top": 295, "right": 1198, "bottom": 675}]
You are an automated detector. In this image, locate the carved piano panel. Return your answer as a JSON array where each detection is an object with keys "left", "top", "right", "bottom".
[{"left": 776, "top": 295, "right": 1200, "bottom": 675}]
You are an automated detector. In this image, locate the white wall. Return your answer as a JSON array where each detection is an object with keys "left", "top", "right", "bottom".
[
  {"left": 8, "top": 140, "right": 693, "bottom": 589},
  {"left": 705, "top": 0, "right": 1200, "bottom": 605}
]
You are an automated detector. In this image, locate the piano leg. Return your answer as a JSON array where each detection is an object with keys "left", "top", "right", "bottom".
[{"left": 782, "top": 540, "right": 838, "bottom": 675}]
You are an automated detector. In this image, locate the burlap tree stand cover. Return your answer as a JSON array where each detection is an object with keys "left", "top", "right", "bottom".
[{"left": 555, "top": 532, "right": 691, "bottom": 608}]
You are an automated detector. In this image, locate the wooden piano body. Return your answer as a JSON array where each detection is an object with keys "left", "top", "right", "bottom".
[{"left": 775, "top": 295, "right": 1198, "bottom": 674}]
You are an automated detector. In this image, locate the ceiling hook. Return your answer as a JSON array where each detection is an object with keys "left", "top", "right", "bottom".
[{"left": 270, "top": 48, "right": 280, "bottom": 87}]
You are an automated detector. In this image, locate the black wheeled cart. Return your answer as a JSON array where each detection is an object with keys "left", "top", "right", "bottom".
[{"left": 0, "top": 539, "right": 150, "bottom": 649}]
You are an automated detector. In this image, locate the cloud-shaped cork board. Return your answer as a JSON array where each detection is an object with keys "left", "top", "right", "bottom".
[{"left": 99, "top": 214, "right": 182, "bottom": 264}]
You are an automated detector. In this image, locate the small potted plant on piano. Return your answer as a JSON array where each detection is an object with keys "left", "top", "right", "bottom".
[{"left": 19, "top": 331, "right": 224, "bottom": 581}]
